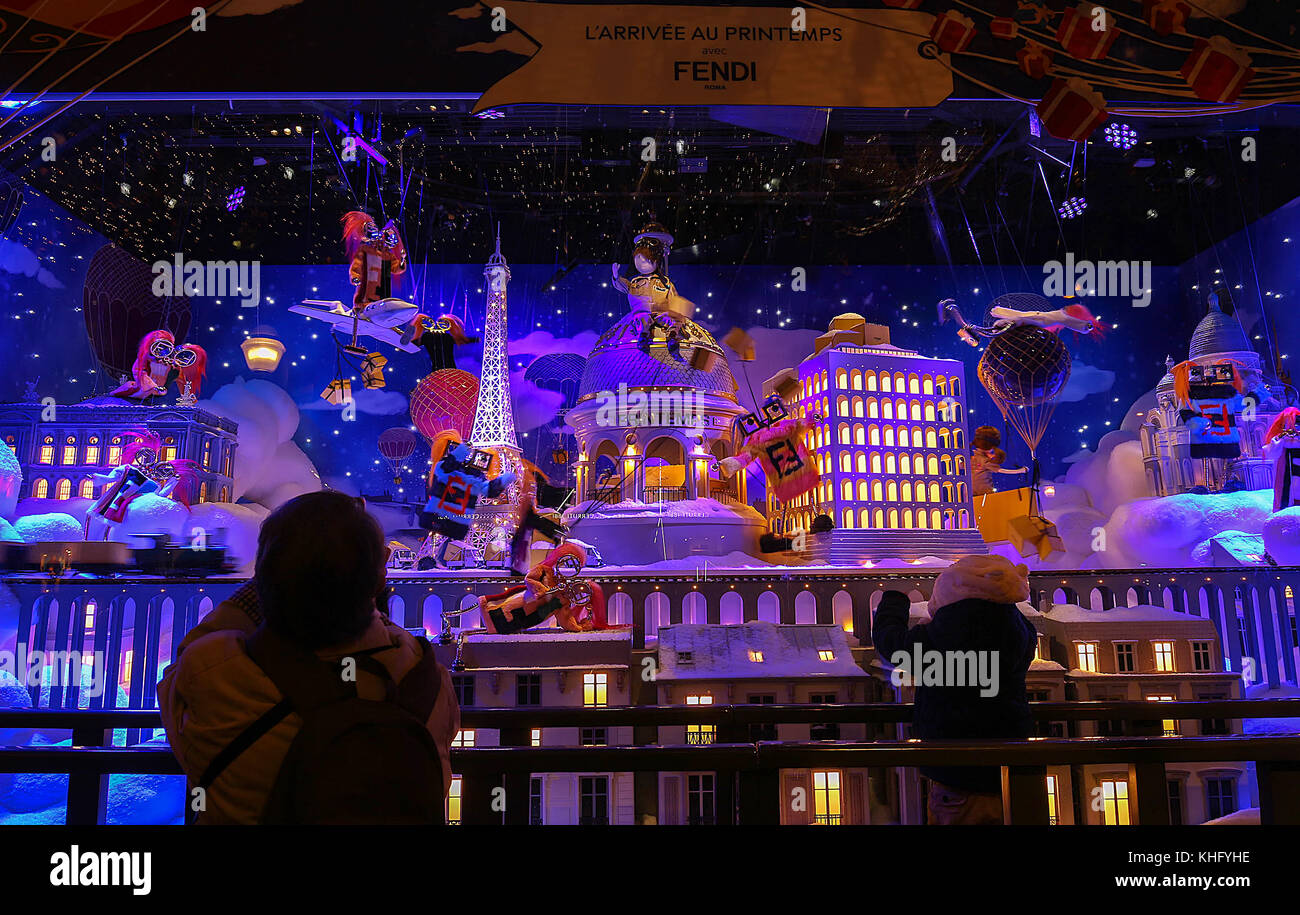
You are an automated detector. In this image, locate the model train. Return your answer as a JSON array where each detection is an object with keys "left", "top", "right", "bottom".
[{"left": 0, "top": 534, "right": 234, "bottom": 578}]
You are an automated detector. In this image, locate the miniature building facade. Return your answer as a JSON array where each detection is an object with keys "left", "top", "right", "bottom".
[
  {"left": 0, "top": 401, "right": 238, "bottom": 505},
  {"left": 785, "top": 315, "right": 986, "bottom": 561}
]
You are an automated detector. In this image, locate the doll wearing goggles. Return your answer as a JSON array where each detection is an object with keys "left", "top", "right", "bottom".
[{"left": 111, "top": 330, "right": 207, "bottom": 402}]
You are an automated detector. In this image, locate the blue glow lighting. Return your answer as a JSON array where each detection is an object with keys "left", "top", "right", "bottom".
[
  {"left": 1104, "top": 122, "right": 1138, "bottom": 150},
  {"left": 1058, "top": 196, "right": 1088, "bottom": 219}
]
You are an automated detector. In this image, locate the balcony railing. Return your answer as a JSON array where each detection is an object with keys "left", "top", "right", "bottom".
[
  {"left": 644, "top": 485, "right": 687, "bottom": 503},
  {"left": 1, "top": 699, "right": 1297, "bottom": 825}
]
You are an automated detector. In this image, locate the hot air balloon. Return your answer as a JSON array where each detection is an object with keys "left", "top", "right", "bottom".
[
  {"left": 409, "top": 369, "right": 480, "bottom": 442},
  {"left": 82, "top": 244, "right": 190, "bottom": 380},
  {"left": 378, "top": 427, "right": 417, "bottom": 484}
]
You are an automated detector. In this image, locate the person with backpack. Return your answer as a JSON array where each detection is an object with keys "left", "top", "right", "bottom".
[{"left": 158, "top": 491, "right": 460, "bottom": 824}]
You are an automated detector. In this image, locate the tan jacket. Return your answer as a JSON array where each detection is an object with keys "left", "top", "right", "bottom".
[{"left": 157, "top": 599, "right": 460, "bottom": 824}]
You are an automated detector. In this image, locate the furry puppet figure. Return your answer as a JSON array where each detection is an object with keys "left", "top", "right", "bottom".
[
  {"left": 1265, "top": 406, "right": 1300, "bottom": 511},
  {"left": 84, "top": 430, "right": 198, "bottom": 539},
  {"left": 1172, "top": 359, "right": 1270, "bottom": 459},
  {"left": 111, "top": 330, "right": 207, "bottom": 402},
  {"left": 477, "top": 543, "right": 620, "bottom": 634},
  {"left": 405, "top": 312, "right": 479, "bottom": 372},
  {"left": 719, "top": 394, "right": 819, "bottom": 504},
  {"left": 342, "top": 210, "right": 408, "bottom": 310}
]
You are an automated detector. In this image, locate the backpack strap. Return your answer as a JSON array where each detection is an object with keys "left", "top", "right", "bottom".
[{"left": 393, "top": 636, "right": 442, "bottom": 722}]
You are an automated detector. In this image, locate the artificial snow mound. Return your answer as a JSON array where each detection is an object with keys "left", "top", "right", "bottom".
[{"left": 0, "top": 442, "right": 20, "bottom": 517}]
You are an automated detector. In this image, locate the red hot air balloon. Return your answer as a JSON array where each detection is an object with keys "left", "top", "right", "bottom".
[{"left": 409, "top": 369, "right": 480, "bottom": 442}]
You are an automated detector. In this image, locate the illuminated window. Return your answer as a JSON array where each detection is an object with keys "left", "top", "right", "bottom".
[
  {"left": 451, "top": 729, "right": 475, "bottom": 748},
  {"left": 1046, "top": 775, "right": 1059, "bottom": 825},
  {"left": 83, "top": 600, "right": 96, "bottom": 634},
  {"left": 32, "top": 479, "right": 48, "bottom": 498},
  {"left": 1100, "top": 778, "right": 1130, "bottom": 825},
  {"left": 202, "top": 439, "right": 212, "bottom": 468},
  {"left": 162, "top": 446, "right": 178, "bottom": 461},
  {"left": 108, "top": 445, "right": 122, "bottom": 466},
  {"left": 530, "top": 728, "right": 541, "bottom": 747},
  {"left": 686, "top": 694, "right": 715, "bottom": 744},
  {"left": 84, "top": 445, "right": 100, "bottom": 465},
  {"left": 812, "top": 770, "right": 842, "bottom": 825},
  {"left": 748, "top": 650, "right": 764, "bottom": 663},
  {"left": 78, "top": 479, "right": 94, "bottom": 498},
  {"left": 1152, "top": 641, "right": 1175, "bottom": 672},
  {"left": 818, "top": 650, "right": 834, "bottom": 662},
  {"left": 1076, "top": 642, "right": 1098, "bottom": 673},
  {"left": 61, "top": 445, "right": 77, "bottom": 465},
  {"left": 1147, "top": 695, "right": 1178, "bottom": 736},
  {"left": 199, "top": 482, "right": 208, "bottom": 503},
  {"left": 38, "top": 440, "right": 54, "bottom": 464},
  {"left": 121, "top": 649, "right": 134, "bottom": 685},
  {"left": 447, "top": 776, "right": 462, "bottom": 825},
  {"left": 583, "top": 672, "right": 608, "bottom": 707},
  {"left": 55, "top": 478, "right": 71, "bottom": 500}
]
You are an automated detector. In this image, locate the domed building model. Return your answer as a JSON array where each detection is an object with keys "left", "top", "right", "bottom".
[
  {"left": 1140, "top": 291, "right": 1289, "bottom": 495},
  {"left": 564, "top": 310, "right": 765, "bottom": 565}
]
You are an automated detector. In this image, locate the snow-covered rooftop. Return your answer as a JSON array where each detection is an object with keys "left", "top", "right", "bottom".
[
  {"left": 1042, "top": 603, "right": 1213, "bottom": 624},
  {"left": 656, "top": 622, "right": 866, "bottom": 681}
]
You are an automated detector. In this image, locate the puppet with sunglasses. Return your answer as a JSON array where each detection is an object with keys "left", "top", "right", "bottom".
[{"left": 111, "top": 330, "right": 207, "bottom": 403}]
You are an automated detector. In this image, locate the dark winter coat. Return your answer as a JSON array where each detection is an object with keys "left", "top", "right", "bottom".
[{"left": 871, "top": 589, "right": 1038, "bottom": 794}]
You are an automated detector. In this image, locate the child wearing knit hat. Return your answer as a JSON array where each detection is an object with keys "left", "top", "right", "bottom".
[{"left": 871, "top": 554, "right": 1039, "bottom": 825}]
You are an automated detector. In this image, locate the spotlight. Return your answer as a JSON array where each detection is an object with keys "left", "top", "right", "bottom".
[
  {"left": 1103, "top": 122, "right": 1137, "bottom": 150},
  {"left": 282, "top": 165, "right": 294, "bottom": 179},
  {"left": 226, "top": 186, "right": 246, "bottom": 212},
  {"left": 1058, "top": 196, "right": 1087, "bottom": 220},
  {"left": 182, "top": 171, "right": 193, "bottom": 186},
  {"left": 118, "top": 182, "right": 130, "bottom": 195}
]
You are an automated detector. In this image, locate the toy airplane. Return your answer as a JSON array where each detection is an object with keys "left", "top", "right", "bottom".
[{"left": 291, "top": 298, "right": 422, "bottom": 353}]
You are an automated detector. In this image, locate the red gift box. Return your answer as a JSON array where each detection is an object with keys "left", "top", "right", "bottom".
[
  {"left": 1018, "top": 41, "right": 1055, "bottom": 79},
  {"left": 1056, "top": 2, "right": 1118, "bottom": 60},
  {"left": 1180, "top": 36, "right": 1255, "bottom": 103},
  {"left": 1036, "top": 77, "right": 1109, "bottom": 141},
  {"left": 991, "top": 17, "right": 1019, "bottom": 40},
  {"left": 1141, "top": 0, "right": 1190, "bottom": 36},
  {"left": 882, "top": 0, "right": 924, "bottom": 7},
  {"left": 930, "top": 9, "right": 975, "bottom": 53}
]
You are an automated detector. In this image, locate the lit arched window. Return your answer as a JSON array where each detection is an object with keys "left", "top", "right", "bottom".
[
  {"left": 882, "top": 400, "right": 893, "bottom": 420},
  {"left": 922, "top": 376, "right": 934, "bottom": 395},
  {"left": 61, "top": 436, "right": 78, "bottom": 465},
  {"left": 838, "top": 424, "right": 850, "bottom": 445},
  {"left": 888, "top": 508, "right": 899, "bottom": 528},
  {"left": 836, "top": 369, "right": 848, "bottom": 389},
  {"left": 842, "top": 480, "right": 853, "bottom": 501},
  {"left": 901, "top": 482, "right": 913, "bottom": 502},
  {"left": 874, "top": 509, "right": 885, "bottom": 528},
  {"left": 886, "top": 481, "right": 898, "bottom": 502},
  {"left": 56, "top": 478, "right": 72, "bottom": 500},
  {"left": 853, "top": 397, "right": 864, "bottom": 418},
  {"left": 855, "top": 452, "right": 867, "bottom": 473},
  {"left": 859, "top": 508, "right": 871, "bottom": 528},
  {"left": 894, "top": 373, "right": 905, "bottom": 391},
  {"left": 900, "top": 454, "right": 911, "bottom": 475},
  {"left": 33, "top": 478, "right": 49, "bottom": 498},
  {"left": 884, "top": 427, "right": 895, "bottom": 447},
  {"left": 928, "top": 456, "right": 940, "bottom": 476},
  {"left": 39, "top": 436, "right": 54, "bottom": 464},
  {"left": 917, "top": 510, "right": 928, "bottom": 528},
  {"left": 870, "top": 453, "right": 881, "bottom": 474},
  {"left": 951, "top": 378, "right": 961, "bottom": 397},
  {"left": 843, "top": 509, "right": 854, "bottom": 529},
  {"left": 865, "top": 372, "right": 877, "bottom": 391},
  {"left": 907, "top": 375, "right": 920, "bottom": 394},
  {"left": 78, "top": 478, "right": 94, "bottom": 498},
  {"left": 868, "top": 425, "right": 880, "bottom": 446},
  {"left": 839, "top": 451, "right": 851, "bottom": 473},
  {"left": 936, "top": 377, "right": 948, "bottom": 396},
  {"left": 929, "top": 482, "right": 940, "bottom": 502},
  {"left": 850, "top": 370, "right": 862, "bottom": 390},
  {"left": 902, "top": 509, "right": 914, "bottom": 529},
  {"left": 200, "top": 482, "right": 209, "bottom": 503},
  {"left": 853, "top": 424, "right": 865, "bottom": 445},
  {"left": 885, "top": 453, "right": 897, "bottom": 474},
  {"left": 910, "top": 402, "right": 922, "bottom": 421},
  {"left": 836, "top": 396, "right": 849, "bottom": 416},
  {"left": 898, "top": 428, "right": 909, "bottom": 447},
  {"left": 926, "top": 428, "right": 938, "bottom": 448},
  {"left": 881, "top": 374, "right": 892, "bottom": 393},
  {"left": 85, "top": 436, "right": 101, "bottom": 465},
  {"left": 924, "top": 402, "right": 935, "bottom": 421}
]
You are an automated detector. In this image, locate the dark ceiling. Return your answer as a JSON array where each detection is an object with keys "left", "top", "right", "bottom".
[{"left": 3, "top": 97, "right": 1300, "bottom": 268}]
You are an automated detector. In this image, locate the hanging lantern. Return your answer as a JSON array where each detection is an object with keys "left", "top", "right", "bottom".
[
  {"left": 241, "top": 333, "right": 285, "bottom": 372},
  {"left": 552, "top": 447, "right": 570, "bottom": 465}
]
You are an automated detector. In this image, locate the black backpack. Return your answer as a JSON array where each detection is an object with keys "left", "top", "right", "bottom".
[{"left": 194, "top": 625, "right": 445, "bottom": 825}]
